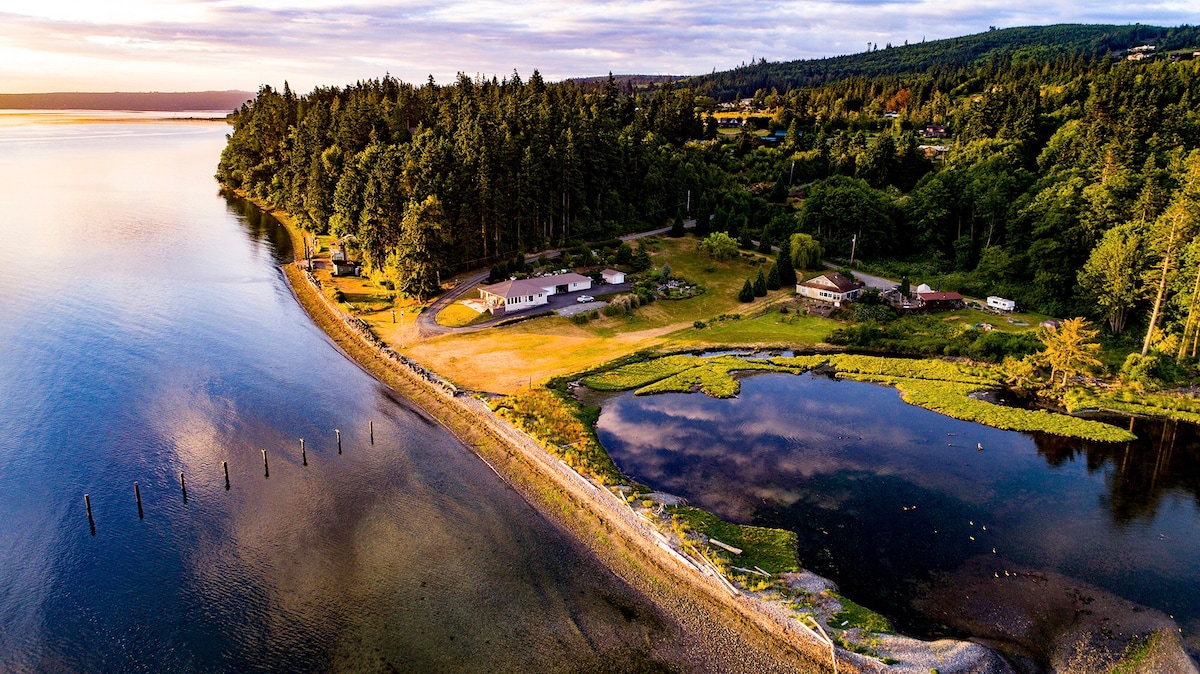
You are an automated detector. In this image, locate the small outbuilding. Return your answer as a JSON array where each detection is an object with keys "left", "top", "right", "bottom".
[
  {"left": 332, "top": 259, "right": 360, "bottom": 277},
  {"left": 917, "top": 291, "right": 964, "bottom": 312},
  {"left": 601, "top": 269, "right": 626, "bottom": 284}
]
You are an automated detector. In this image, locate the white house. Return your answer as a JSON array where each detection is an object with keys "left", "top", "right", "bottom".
[
  {"left": 796, "top": 272, "right": 862, "bottom": 306},
  {"left": 478, "top": 272, "right": 593, "bottom": 315},
  {"left": 601, "top": 269, "right": 625, "bottom": 284},
  {"left": 987, "top": 296, "right": 1016, "bottom": 312}
]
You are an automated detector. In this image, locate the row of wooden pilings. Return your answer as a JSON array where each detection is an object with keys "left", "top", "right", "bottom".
[{"left": 83, "top": 421, "right": 375, "bottom": 534}]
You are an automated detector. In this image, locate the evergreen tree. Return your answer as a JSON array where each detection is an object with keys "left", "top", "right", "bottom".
[
  {"left": 753, "top": 268, "right": 768, "bottom": 296},
  {"left": 776, "top": 246, "right": 797, "bottom": 287},
  {"left": 767, "top": 262, "right": 782, "bottom": 290},
  {"left": 757, "top": 234, "right": 772, "bottom": 254},
  {"left": 668, "top": 213, "right": 686, "bottom": 237},
  {"left": 738, "top": 278, "right": 755, "bottom": 302},
  {"left": 392, "top": 195, "right": 446, "bottom": 300}
]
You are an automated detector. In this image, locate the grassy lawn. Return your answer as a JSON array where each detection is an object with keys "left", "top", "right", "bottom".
[
  {"left": 406, "top": 235, "right": 809, "bottom": 393},
  {"left": 435, "top": 301, "right": 490, "bottom": 327},
  {"left": 667, "top": 310, "right": 838, "bottom": 347},
  {"left": 936, "top": 308, "right": 1056, "bottom": 333}
]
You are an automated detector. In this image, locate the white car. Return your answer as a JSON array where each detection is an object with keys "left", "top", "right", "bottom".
[{"left": 576, "top": 295, "right": 595, "bottom": 303}]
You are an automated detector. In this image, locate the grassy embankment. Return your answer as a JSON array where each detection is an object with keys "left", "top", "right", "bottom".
[{"left": 582, "top": 353, "right": 1136, "bottom": 442}]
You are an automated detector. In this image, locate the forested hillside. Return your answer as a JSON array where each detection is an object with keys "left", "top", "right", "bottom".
[
  {"left": 219, "top": 24, "right": 1200, "bottom": 359},
  {"left": 218, "top": 74, "right": 720, "bottom": 297},
  {"left": 689, "top": 23, "right": 1200, "bottom": 99}
]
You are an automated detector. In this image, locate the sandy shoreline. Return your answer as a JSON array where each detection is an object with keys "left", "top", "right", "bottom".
[
  {"left": 255, "top": 196, "right": 1066, "bottom": 673},
  {"left": 271, "top": 245, "right": 836, "bottom": 671}
]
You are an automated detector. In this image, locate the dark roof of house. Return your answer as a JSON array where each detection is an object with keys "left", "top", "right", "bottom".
[
  {"left": 800, "top": 272, "right": 859, "bottom": 293},
  {"left": 917, "top": 291, "right": 963, "bottom": 302}
]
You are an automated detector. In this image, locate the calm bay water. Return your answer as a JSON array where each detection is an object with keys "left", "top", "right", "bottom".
[
  {"left": 0, "top": 112, "right": 759, "bottom": 673},
  {"left": 594, "top": 372, "right": 1200, "bottom": 665}
]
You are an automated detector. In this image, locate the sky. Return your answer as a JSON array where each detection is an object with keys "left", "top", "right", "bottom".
[{"left": 0, "top": 0, "right": 1195, "bottom": 93}]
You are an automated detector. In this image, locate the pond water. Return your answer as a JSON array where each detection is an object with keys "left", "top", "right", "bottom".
[
  {"left": 594, "top": 371, "right": 1200, "bottom": 666},
  {"left": 0, "top": 113, "right": 791, "bottom": 673}
]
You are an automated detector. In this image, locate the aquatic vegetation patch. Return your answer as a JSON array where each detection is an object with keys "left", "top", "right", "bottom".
[
  {"left": 581, "top": 354, "right": 708, "bottom": 391},
  {"left": 1064, "top": 388, "right": 1200, "bottom": 425},
  {"left": 845, "top": 375, "right": 1135, "bottom": 442},
  {"left": 633, "top": 356, "right": 794, "bottom": 398},
  {"left": 829, "top": 592, "right": 895, "bottom": 634},
  {"left": 822, "top": 353, "right": 1001, "bottom": 385},
  {"left": 664, "top": 505, "right": 800, "bottom": 575}
]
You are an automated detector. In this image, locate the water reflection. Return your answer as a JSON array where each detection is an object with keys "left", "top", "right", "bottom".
[
  {"left": 1, "top": 115, "right": 790, "bottom": 673},
  {"left": 222, "top": 190, "right": 294, "bottom": 260},
  {"left": 595, "top": 372, "right": 1200, "bottom": 663},
  {"left": 1033, "top": 418, "right": 1200, "bottom": 524}
]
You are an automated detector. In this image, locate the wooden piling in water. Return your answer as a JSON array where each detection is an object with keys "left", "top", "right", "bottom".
[
  {"left": 135, "top": 481, "right": 143, "bottom": 518},
  {"left": 301, "top": 438, "right": 307, "bottom": 466},
  {"left": 180, "top": 472, "right": 188, "bottom": 502},
  {"left": 85, "top": 494, "right": 95, "bottom": 534},
  {"left": 263, "top": 449, "right": 269, "bottom": 478},
  {"left": 223, "top": 461, "right": 230, "bottom": 490},
  {"left": 370, "top": 421, "right": 374, "bottom": 445},
  {"left": 336, "top": 429, "right": 341, "bottom": 454}
]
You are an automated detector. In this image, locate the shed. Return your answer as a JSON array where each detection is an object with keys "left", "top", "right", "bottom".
[
  {"left": 332, "top": 259, "right": 360, "bottom": 277},
  {"left": 601, "top": 269, "right": 625, "bottom": 284},
  {"left": 917, "top": 291, "right": 964, "bottom": 312}
]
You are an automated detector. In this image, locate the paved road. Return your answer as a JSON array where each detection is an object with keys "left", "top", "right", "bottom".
[
  {"left": 416, "top": 270, "right": 491, "bottom": 337},
  {"left": 824, "top": 262, "right": 897, "bottom": 291}
]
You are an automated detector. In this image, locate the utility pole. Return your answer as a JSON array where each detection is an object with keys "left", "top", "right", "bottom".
[
  {"left": 789, "top": 161, "right": 795, "bottom": 186},
  {"left": 686, "top": 190, "right": 691, "bottom": 215},
  {"left": 849, "top": 233, "right": 858, "bottom": 267}
]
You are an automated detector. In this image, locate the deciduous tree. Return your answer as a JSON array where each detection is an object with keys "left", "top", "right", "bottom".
[{"left": 1036, "top": 317, "right": 1103, "bottom": 387}]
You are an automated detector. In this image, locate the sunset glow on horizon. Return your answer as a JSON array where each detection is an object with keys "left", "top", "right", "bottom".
[{"left": 1, "top": 0, "right": 1196, "bottom": 93}]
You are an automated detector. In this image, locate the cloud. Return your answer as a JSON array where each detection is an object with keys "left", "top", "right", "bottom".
[{"left": 0, "top": 0, "right": 1194, "bottom": 92}]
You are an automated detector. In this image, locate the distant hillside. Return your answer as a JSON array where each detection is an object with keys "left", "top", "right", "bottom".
[
  {"left": 0, "top": 91, "right": 254, "bottom": 112},
  {"left": 567, "top": 74, "right": 680, "bottom": 86},
  {"left": 688, "top": 23, "right": 1200, "bottom": 99}
]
